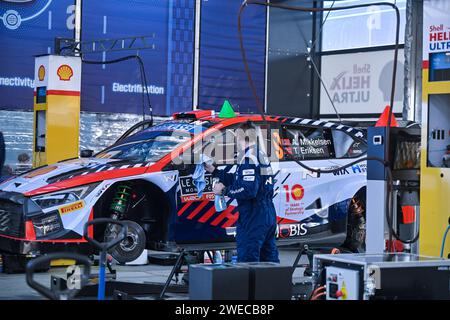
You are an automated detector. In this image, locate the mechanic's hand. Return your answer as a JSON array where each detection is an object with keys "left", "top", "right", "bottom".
[
  {"left": 213, "top": 182, "right": 225, "bottom": 195},
  {"left": 204, "top": 163, "right": 215, "bottom": 173}
]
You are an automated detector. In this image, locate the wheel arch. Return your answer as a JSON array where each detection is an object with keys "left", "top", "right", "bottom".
[{"left": 92, "top": 178, "right": 172, "bottom": 246}]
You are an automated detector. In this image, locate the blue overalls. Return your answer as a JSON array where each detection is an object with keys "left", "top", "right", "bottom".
[{"left": 214, "top": 146, "right": 280, "bottom": 263}]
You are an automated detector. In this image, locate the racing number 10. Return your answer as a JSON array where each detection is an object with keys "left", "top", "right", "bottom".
[{"left": 283, "top": 184, "right": 305, "bottom": 202}]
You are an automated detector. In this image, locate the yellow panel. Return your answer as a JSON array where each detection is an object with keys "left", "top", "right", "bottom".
[
  {"left": 50, "top": 259, "right": 76, "bottom": 267},
  {"left": 46, "top": 94, "right": 80, "bottom": 165},
  {"left": 32, "top": 94, "right": 80, "bottom": 167},
  {"left": 419, "top": 69, "right": 450, "bottom": 257}
]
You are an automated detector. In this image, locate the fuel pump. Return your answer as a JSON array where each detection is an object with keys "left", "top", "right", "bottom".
[
  {"left": 31, "top": 35, "right": 156, "bottom": 168},
  {"left": 419, "top": 0, "right": 450, "bottom": 257},
  {"left": 33, "top": 54, "right": 81, "bottom": 167},
  {"left": 366, "top": 125, "right": 421, "bottom": 254}
]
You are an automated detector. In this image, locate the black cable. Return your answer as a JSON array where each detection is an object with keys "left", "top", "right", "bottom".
[
  {"left": 307, "top": 1, "right": 342, "bottom": 122},
  {"left": 137, "top": 55, "right": 146, "bottom": 120},
  {"left": 82, "top": 55, "right": 154, "bottom": 125},
  {"left": 310, "top": 0, "right": 334, "bottom": 53},
  {"left": 83, "top": 55, "right": 151, "bottom": 121},
  {"left": 239, "top": 0, "right": 400, "bottom": 123},
  {"left": 286, "top": 152, "right": 418, "bottom": 245},
  {"left": 238, "top": 1, "right": 417, "bottom": 246}
]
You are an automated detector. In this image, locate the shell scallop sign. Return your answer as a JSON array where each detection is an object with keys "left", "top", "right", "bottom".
[
  {"left": 57, "top": 64, "right": 74, "bottom": 81},
  {"left": 38, "top": 65, "right": 45, "bottom": 81}
]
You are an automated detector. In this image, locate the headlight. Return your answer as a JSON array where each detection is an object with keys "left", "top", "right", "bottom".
[
  {"left": 33, "top": 213, "right": 63, "bottom": 237},
  {"left": 31, "top": 183, "right": 99, "bottom": 210}
]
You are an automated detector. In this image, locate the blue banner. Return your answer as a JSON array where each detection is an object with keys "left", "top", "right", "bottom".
[
  {"left": 0, "top": 0, "right": 194, "bottom": 116},
  {"left": 0, "top": 0, "right": 75, "bottom": 110},
  {"left": 0, "top": 1, "right": 266, "bottom": 116},
  {"left": 198, "top": 0, "right": 267, "bottom": 113}
]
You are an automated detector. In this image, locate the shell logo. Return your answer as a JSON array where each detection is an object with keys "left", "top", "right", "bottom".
[
  {"left": 291, "top": 184, "right": 304, "bottom": 201},
  {"left": 57, "top": 64, "right": 74, "bottom": 81},
  {"left": 38, "top": 65, "right": 45, "bottom": 81}
]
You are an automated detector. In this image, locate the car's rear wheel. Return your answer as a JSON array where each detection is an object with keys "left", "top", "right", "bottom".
[
  {"left": 106, "top": 220, "right": 146, "bottom": 264},
  {"left": 343, "top": 193, "right": 366, "bottom": 252}
]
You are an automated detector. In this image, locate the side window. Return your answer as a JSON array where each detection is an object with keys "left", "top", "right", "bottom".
[
  {"left": 211, "top": 126, "right": 238, "bottom": 165},
  {"left": 197, "top": 122, "right": 279, "bottom": 165},
  {"left": 194, "top": 125, "right": 239, "bottom": 165},
  {"left": 332, "top": 129, "right": 367, "bottom": 158},
  {"left": 281, "top": 126, "right": 334, "bottom": 160}
]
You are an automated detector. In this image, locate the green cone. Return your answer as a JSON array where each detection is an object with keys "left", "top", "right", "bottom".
[{"left": 218, "top": 100, "right": 236, "bottom": 118}]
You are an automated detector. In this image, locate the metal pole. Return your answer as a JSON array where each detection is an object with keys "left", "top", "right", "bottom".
[
  {"left": 74, "top": 0, "right": 82, "bottom": 56},
  {"left": 264, "top": 1, "right": 270, "bottom": 113},
  {"left": 192, "top": 0, "right": 201, "bottom": 110},
  {"left": 159, "top": 250, "right": 185, "bottom": 299},
  {"left": 98, "top": 250, "right": 107, "bottom": 300}
]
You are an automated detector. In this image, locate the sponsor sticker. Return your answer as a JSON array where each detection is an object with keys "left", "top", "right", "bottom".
[
  {"left": 57, "top": 64, "right": 74, "bottom": 81},
  {"left": 145, "top": 121, "right": 205, "bottom": 134},
  {"left": 242, "top": 169, "right": 254, "bottom": 176},
  {"left": 163, "top": 174, "right": 177, "bottom": 182},
  {"left": 181, "top": 193, "right": 215, "bottom": 203},
  {"left": 285, "top": 202, "right": 305, "bottom": 216},
  {"left": 24, "top": 165, "right": 57, "bottom": 178},
  {"left": 276, "top": 223, "right": 308, "bottom": 238},
  {"left": 95, "top": 151, "right": 121, "bottom": 159},
  {"left": 179, "top": 175, "right": 214, "bottom": 203},
  {"left": 243, "top": 176, "right": 255, "bottom": 181},
  {"left": 351, "top": 163, "right": 367, "bottom": 173},
  {"left": 291, "top": 184, "right": 304, "bottom": 201},
  {"left": 282, "top": 184, "right": 306, "bottom": 216},
  {"left": 38, "top": 65, "right": 45, "bottom": 81},
  {"left": 58, "top": 200, "right": 84, "bottom": 215}
]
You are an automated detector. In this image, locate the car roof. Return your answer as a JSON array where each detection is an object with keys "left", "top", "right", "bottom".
[{"left": 174, "top": 110, "right": 366, "bottom": 140}]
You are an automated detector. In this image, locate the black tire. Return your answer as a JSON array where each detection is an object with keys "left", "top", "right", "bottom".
[
  {"left": 108, "top": 220, "right": 146, "bottom": 264},
  {"left": 343, "top": 192, "right": 366, "bottom": 253}
]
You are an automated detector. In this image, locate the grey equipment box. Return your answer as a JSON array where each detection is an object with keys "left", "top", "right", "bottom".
[
  {"left": 189, "top": 263, "right": 249, "bottom": 300},
  {"left": 313, "top": 253, "right": 450, "bottom": 300},
  {"left": 238, "top": 262, "right": 293, "bottom": 300}
]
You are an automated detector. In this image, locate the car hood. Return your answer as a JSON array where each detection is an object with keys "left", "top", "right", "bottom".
[{"left": 0, "top": 158, "right": 130, "bottom": 194}]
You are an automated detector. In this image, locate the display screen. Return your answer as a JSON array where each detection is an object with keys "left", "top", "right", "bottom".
[
  {"left": 427, "top": 94, "right": 450, "bottom": 168},
  {"left": 429, "top": 52, "right": 450, "bottom": 82},
  {"left": 35, "top": 86, "right": 46, "bottom": 104}
]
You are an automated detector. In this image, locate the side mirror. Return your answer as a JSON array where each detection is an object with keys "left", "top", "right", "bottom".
[{"left": 80, "top": 150, "right": 94, "bottom": 158}]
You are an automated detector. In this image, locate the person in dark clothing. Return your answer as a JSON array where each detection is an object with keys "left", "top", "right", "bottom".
[
  {"left": 205, "top": 122, "right": 279, "bottom": 263},
  {"left": 15, "top": 152, "right": 31, "bottom": 175}
]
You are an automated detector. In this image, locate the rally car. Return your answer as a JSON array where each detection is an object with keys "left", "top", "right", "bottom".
[{"left": 0, "top": 109, "right": 367, "bottom": 263}]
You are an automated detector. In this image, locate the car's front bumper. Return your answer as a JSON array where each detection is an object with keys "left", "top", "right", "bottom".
[{"left": 0, "top": 234, "right": 93, "bottom": 256}]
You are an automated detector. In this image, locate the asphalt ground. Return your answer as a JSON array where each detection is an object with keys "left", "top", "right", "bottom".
[{"left": 0, "top": 248, "right": 309, "bottom": 300}]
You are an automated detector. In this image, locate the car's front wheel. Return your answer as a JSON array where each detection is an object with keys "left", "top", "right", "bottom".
[{"left": 107, "top": 220, "right": 146, "bottom": 264}]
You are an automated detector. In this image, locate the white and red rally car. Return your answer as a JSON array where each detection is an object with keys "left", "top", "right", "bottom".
[{"left": 0, "top": 110, "right": 367, "bottom": 262}]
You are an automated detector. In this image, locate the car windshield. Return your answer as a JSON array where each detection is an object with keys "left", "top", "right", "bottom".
[{"left": 96, "top": 131, "right": 191, "bottom": 163}]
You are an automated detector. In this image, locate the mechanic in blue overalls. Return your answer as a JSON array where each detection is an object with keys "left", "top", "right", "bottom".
[{"left": 205, "top": 122, "right": 280, "bottom": 263}]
